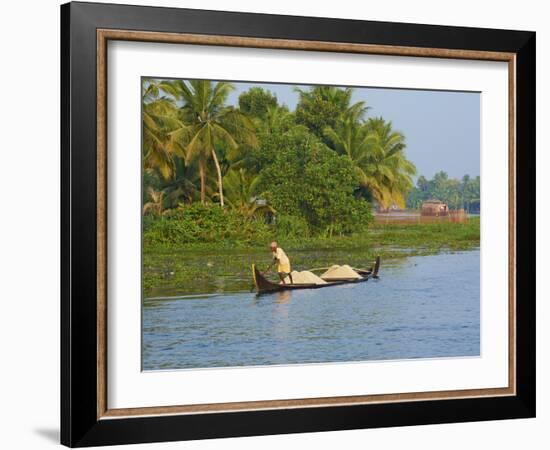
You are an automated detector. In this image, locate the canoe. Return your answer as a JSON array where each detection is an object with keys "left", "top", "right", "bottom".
[{"left": 252, "top": 256, "right": 380, "bottom": 294}]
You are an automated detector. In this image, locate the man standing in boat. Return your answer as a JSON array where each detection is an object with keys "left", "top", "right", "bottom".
[{"left": 266, "top": 241, "right": 293, "bottom": 284}]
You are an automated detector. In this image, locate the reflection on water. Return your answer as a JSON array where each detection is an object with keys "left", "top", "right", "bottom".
[
  {"left": 275, "top": 291, "right": 292, "bottom": 303},
  {"left": 142, "top": 250, "right": 480, "bottom": 370}
]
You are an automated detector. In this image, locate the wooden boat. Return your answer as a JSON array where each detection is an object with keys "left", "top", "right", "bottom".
[{"left": 252, "top": 256, "right": 380, "bottom": 294}]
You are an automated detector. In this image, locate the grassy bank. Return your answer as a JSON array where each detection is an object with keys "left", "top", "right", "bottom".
[{"left": 143, "top": 218, "right": 479, "bottom": 297}]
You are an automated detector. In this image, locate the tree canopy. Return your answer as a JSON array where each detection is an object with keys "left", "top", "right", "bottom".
[
  {"left": 238, "top": 87, "right": 278, "bottom": 119},
  {"left": 142, "top": 80, "right": 419, "bottom": 238},
  {"left": 258, "top": 128, "right": 372, "bottom": 235}
]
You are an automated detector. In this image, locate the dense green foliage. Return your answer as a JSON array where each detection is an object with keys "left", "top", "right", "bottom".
[
  {"left": 406, "top": 171, "right": 480, "bottom": 212},
  {"left": 259, "top": 137, "right": 372, "bottom": 236},
  {"left": 324, "top": 112, "right": 416, "bottom": 209},
  {"left": 295, "top": 86, "right": 353, "bottom": 141},
  {"left": 143, "top": 203, "right": 272, "bottom": 246},
  {"left": 238, "top": 87, "right": 278, "bottom": 119},
  {"left": 143, "top": 78, "right": 418, "bottom": 242}
]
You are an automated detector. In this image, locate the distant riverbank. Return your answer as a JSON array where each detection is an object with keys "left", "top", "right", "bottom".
[{"left": 143, "top": 218, "right": 479, "bottom": 297}]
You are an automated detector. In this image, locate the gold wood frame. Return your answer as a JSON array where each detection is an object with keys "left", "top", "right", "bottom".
[{"left": 96, "top": 29, "right": 516, "bottom": 420}]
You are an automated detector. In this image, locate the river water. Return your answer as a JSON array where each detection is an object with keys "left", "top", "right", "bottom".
[{"left": 142, "top": 250, "right": 479, "bottom": 370}]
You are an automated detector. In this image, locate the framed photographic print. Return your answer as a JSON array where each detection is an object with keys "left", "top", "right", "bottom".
[{"left": 61, "top": 1, "right": 536, "bottom": 447}]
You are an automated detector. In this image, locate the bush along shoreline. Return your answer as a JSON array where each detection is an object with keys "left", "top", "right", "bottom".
[
  {"left": 144, "top": 202, "right": 373, "bottom": 248},
  {"left": 144, "top": 204, "right": 480, "bottom": 252}
]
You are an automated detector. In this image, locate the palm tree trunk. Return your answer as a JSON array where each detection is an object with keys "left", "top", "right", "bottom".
[
  {"left": 211, "top": 149, "right": 224, "bottom": 207},
  {"left": 199, "top": 159, "right": 206, "bottom": 204}
]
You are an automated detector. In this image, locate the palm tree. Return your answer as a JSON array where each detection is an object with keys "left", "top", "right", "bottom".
[
  {"left": 324, "top": 111, "right": 390, "bottom": 206},
  {"left": 166, "top": 80, "right": 257, "bottom": 206},
  {"left": 161, "top": 158, "right": 208, "bottom": 207},
  {"left": 295, "top": 86, "right": 353, "bottom": 112},
  {"left": 362, "top": 117, "right": 416, "bottom": 209},
  {"left": 261, "top": 105, "right": 293, "bottom": 134},
  {"left": 143, "top": 187, "right": 166, "bottom": 216},
  {"left": 221, "top": 169, "right": 275, "bottom": 218},
  {"left": 142, "top": 80, "right": 184, "bottom": 179},
  {"left": 323, "top": 102, "right": 371, "bottom": 161},
  {"left": 324, "top": 114, "right": 416, "bottom": 209},
  {"left": 294, "top": 86, "right": 354, "bottom": 139}
]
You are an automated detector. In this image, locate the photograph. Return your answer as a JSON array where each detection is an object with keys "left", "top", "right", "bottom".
[{"left": 141, "top": 78, "right": 481, "bottom": 370}]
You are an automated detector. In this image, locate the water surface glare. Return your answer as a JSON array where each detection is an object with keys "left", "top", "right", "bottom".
[{"left": 142, "top": 250, "right": 480, "bottom": 370}]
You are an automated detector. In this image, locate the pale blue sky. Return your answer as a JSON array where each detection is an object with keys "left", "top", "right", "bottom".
[{"left": 226, "top": 82, "right": 480, "bottom": 180}]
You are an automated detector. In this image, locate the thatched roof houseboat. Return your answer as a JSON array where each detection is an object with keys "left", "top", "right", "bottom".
[{"left": 421, "top": 199, "right": 449, "bottom": 216}]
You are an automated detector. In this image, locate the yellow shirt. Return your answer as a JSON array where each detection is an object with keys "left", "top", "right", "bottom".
[{"left": 273, "top": 247, "right": 291, "bottom": 273}]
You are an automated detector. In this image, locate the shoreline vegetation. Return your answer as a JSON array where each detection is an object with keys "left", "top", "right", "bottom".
[
  {"left": 143, "top": 217, "right": 480, "bottom": 297},
  {"left": 142, "top": 79, "right": 480, "bottom": 297}
]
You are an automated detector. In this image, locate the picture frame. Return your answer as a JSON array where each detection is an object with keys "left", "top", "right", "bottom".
[{"left": 61, "top": 1, "right": 535, "bottom": 447}]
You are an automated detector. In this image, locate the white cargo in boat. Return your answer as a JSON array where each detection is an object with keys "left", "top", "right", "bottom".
[
  {"left": 283, "top": 270, "right": 327, "bottom": 285},
  {"left": 321, "top": 264, "right": 362, "bottom": 280}
]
